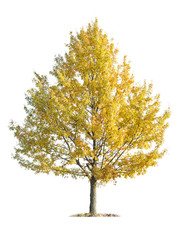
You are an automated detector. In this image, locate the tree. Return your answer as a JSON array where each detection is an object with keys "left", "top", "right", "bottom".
[{"left": 9, "top": 19, "right": 170, "bottom": 216}]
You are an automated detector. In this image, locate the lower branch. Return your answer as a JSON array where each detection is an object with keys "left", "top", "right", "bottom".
[{"left": 76, "top": 159, "right": 90, "bottom": 178}]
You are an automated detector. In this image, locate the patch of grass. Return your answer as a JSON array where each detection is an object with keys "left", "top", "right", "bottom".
[{"left": 70, "top": 213, "right": 120, "bottom": 217}]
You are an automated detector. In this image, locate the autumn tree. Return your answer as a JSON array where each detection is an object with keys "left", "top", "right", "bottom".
[{"left": 9, "top": 19, "right": 170, "bottom": 216}]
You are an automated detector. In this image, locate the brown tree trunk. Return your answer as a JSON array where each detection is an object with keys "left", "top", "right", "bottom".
[{"left": 89, "top": 176, "right": 97, "bottom": 215}]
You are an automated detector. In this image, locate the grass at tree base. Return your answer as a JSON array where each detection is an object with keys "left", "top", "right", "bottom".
[{"left": 70, "top": 213, "right": 120, "bottom": 217}]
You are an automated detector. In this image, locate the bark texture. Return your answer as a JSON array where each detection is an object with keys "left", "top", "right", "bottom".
[{"left": 89, "top": 176, "right": 97, "bottom": 215}]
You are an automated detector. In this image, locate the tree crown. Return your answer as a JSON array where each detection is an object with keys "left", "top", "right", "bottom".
[{"left": 9, "top": 19, "right": 170, "bottom": 185}]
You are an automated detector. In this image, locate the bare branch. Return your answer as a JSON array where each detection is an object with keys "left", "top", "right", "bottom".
[{"left": 76, "top": 159, "right": 90, "bottom": 178}]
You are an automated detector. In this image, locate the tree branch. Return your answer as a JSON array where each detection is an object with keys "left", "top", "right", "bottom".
[{"left": 76, "top": 159, "right": 90, "bottom": 178}]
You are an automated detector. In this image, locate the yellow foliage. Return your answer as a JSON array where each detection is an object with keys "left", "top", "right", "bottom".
[{"left": 9, "top": 19, "right": 170, "bottom": 184}]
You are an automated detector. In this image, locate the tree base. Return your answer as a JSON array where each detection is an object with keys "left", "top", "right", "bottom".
[{"left": 70, "top": 213, "right": 120, "bottom": 217}]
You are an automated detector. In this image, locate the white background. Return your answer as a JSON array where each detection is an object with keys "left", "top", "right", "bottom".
[{"left": 0, "top": 0, "right": 188, "bottom": 239}]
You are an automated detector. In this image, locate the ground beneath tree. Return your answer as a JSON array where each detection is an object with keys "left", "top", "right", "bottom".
[{"left": 70, "top": 213, "right": 120, "bottom": 217}]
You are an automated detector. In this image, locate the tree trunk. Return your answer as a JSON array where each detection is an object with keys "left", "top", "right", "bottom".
[{"left": 89, "top": 176, "right": 97, "bottom": 215}]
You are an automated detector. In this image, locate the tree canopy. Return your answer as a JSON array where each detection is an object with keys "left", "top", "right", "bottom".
[{"left": 9, "top": 19, "right": 170, "bottom": 186}]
